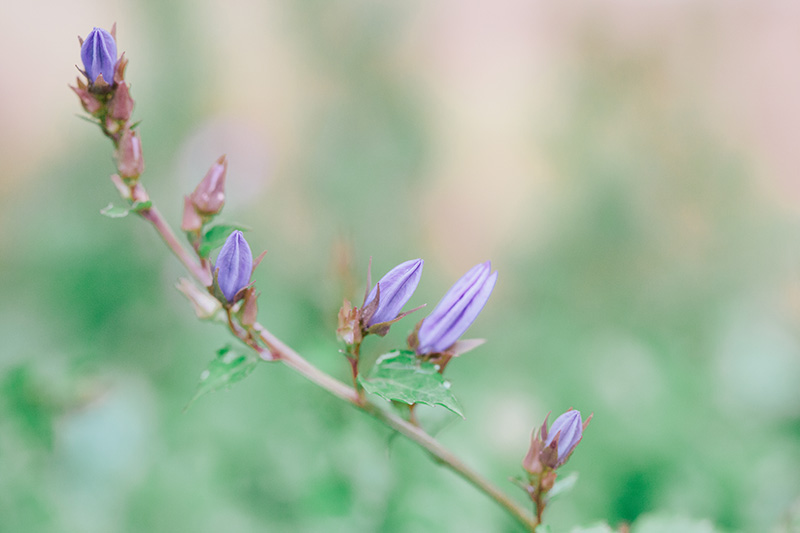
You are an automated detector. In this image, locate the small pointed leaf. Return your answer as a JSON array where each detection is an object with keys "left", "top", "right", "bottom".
[
  {"left": 185, "top": 346, "right": 258, "bottom": 410},
  {"left": 100, "top": 203, "right": 130, "bottom": 218}
]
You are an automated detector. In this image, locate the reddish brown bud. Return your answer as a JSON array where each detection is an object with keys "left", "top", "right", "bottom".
[
  {"left": 190, "top": 155, "right": 227, "bottom": 215},
  {"left": 337, "top": 299, "right": 362, "bottom": 345},
  {"left": 181, "top": 196, "right": 203, "bottom": 232},
  {"left": 116, "top": 129, "right": 144, "bottom": 179},
  {"left": 71, "top": 79, "right": 103, "bottom": 114},
  {"left": 108, "top": 81, "right": 134, "bottom": 121}
]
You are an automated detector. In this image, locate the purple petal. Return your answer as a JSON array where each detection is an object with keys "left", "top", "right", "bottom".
[
  {"left": 216, "top": 231, "right": 253, "bottom": 302},
  {"left": 416, "top": 262, "right": 497, "bottom": 354},
  {"left": 545, "top": 410, "right": 583, "bottom": 463},
  {"left": 364, "top": 259, "right": 424, "bottom": 326},
  {"left": 80, "top": 27, "right": 117, "bottom": 84}
]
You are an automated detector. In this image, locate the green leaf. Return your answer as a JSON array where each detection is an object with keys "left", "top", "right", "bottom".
[
  {"left": 100, "top": 203, "right": 130, "bottom": 218},
  {"left": 535, "top": 525, "right": 553, "bottom": 533},
  {"left": 547, "top": 472, "right": 578, "bottom": 502},
  {"left": 198, "top": 223, "right": 250, "bottom": 257},
  {"left": 358, "top": 350, "right": 464, "bottom": 418},
  {"left": 185, "top": 346, "right": 259, "bottom": 410},
  {"left": 130, "top": 200, "right": 152, "bottom": 213}
]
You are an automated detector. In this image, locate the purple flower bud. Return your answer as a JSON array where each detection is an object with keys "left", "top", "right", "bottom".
[
  {"left": 545, "top": 410, "right": 583, "bottom": 464},
  {"left": 416, "top": 261, "right": 497, "bottom": 354},
  {"left": 80, "top": 27, "right": 117, "bottom": 85},
  {"left": 363, "top": 259, "right": 424, "bottom": 327},
  {"left": 216, "top": 231, "right": 253, "bottom": 303}
]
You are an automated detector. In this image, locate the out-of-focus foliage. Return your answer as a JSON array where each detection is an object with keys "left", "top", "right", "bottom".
[{"left": 2, "top": 1, "right": 800, "bottom": 532}]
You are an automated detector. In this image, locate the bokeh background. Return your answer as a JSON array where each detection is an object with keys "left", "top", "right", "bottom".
[{"left": 2, "top": 1, "right": 800, "bottom": 532}]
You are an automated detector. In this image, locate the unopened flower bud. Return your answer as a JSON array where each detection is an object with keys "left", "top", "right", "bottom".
[
  {"left": 545, "top": 410, "right": 584, "bottom": 465},
  {"left": 80, "top": 27, "right": 117, "bottom": 86},
  {"left": 415, "top": 261, "right": 497, "bottom": 355},
  {"left": 523, "top": 409, "right": 589, "bottom": 475},
  {"left": 108, "top": 81, "right": 134, "bottom": 121},
  {"left": 176, "top": 278, "right": 222, "bottom": 319},
  {"left": 116, "top": 129, "right": 144, "bottom": 179},
  {"left": 181, "top": 196, "right": 203, "bottom": 232},
  {"left": 216, "top": 231, "right": 253, "bottom": 303},
  {"left": 190, "top": 156, "right": 227, "bottom": 215},
  {"left": 337, "top": 299, "right": 362, "bottom": 345},
  {"left": 362, "top": 259, "right": 423, "bottom": 327}
]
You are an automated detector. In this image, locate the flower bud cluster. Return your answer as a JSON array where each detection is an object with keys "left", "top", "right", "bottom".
[
  {"left": 71, "top": 25, "right": 142, "bottom": 183},
  {"left": 336, "top": 258, "right": 424, "bottom": 345},
  {"left": 335, "top": 259, "right": 498, "bottom": 386}
]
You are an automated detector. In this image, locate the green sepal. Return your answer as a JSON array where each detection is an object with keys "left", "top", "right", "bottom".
[
  {"left": 198, "top": 223, "right": 250, "bottom": 258},
  {"left": 130, "top": 200, "right": 152, "bottom": 213},
  {"left": 185, "top": 346, "right": 258, "bottom": 410},
  {"left": 358, "top": 350, "right": 464, "bottom": 418}
]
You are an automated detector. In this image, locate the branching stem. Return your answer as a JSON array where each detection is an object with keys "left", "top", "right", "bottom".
[{"left": 134, "top": 195, "right": 536, "bottom": 530}]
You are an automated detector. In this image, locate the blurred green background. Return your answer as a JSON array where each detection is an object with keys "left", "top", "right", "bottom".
[{"left": 2, "top": 1, "right": 800, "bottom": 532}]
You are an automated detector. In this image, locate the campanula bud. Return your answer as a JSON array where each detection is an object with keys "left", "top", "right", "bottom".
[
  {"left": 215, "top": 231, "right": 253, "bottom": 303},
  {"left": 544, "top": 410, "right": 585, "bottom": 465},
  {"left": 362, "top": 259, "right": 423, "bottom": 327},
  {"left": 80, "top": 27, "right": 117, "bottom": 86},
  {"left": 415, "top": 261, "right": 497, "bottom": 355}
]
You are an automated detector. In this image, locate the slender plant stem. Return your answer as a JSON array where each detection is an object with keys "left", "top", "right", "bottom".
[
  {"left": 255, "top": 322, "right": 535, "bottom": 528},
  {"left": 129, "top": 190, "right": 536, "bottom": 531},
  {"left": 81, "top": 66, "right": 536, "bottom": 530},
  {"left": 254, "top": 324, "right": 361, "bottom": 404},
  {"left": 361, "top": 401, "right": 537, "bottom": 529},
  {"left": 139, "top": 205, "right": 212, "bottom": 286}
]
